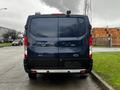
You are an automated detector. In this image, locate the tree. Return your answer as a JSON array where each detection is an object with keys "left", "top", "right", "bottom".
[
  {"left": 2, "top": 30, "right": 18, "bottom": 42},
  {"left": 2, "top": 33, "right": 9, "bottom": 39}
]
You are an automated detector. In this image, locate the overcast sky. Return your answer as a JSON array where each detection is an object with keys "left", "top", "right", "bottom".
[{"left": 0, "top": 0, "right": 120, "bottom": 32}]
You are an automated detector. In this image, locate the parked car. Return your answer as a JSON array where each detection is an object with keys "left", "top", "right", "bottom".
[
  {"left": 12, "top": 39, "right": 23, "bottom": 46},
  {"left": 24, "top": 11, "right": 93, "bottom": 79},
  {"left": 0, "top": 39, "right": 4, "bottom": 43},
  {"left": 0, "top": 37, "right": 4, "bottom": 43}
]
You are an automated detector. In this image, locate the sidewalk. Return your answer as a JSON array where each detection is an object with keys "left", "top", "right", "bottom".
[{"left": 93, "top": 47, "right": 120, "bottom": 52}]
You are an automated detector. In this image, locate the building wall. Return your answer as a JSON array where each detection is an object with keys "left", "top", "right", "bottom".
[{"left": 92, "top": 28, "right": 120, "bottom": 47}]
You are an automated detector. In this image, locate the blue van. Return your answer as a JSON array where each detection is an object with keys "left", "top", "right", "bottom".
[{"left": 24, "top": 11, "right": 93, "bottom": 79}]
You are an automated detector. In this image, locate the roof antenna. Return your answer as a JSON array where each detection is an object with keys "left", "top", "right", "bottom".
[
  {"left": 35, "top": 12, "right": 41, "bottom": 15},
  {"left": 66, "top": 10, "right": 71, "bottom": 16}
]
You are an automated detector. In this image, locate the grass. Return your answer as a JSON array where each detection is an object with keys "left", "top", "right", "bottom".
[
  {"left": 93, "top": 45, "right": 108, "bottom": 47},
  {"left": 0, "top": 42, "right": 12, "bottom": 47},
  {"left": 93, "top": 52, "right": 120, "bottom": 90}
]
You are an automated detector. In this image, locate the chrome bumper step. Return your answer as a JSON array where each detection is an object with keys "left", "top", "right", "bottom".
[{"left": 31, "top": 69, "right": 86, "bottom": 73}]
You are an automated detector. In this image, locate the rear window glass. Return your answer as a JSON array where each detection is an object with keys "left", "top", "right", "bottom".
[
  {"left": 59, "top": 18, "right": 85, "bottom": 37},
  {"left": 29, "top": 17, "right": 86, "bottom": 38},
  {"left": 30, "top": 18, "right": 58, "bottom": 37}
]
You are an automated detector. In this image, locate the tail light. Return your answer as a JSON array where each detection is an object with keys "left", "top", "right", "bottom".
[
  {"left": 89, "top": 35, "right": 93, "bottom": 59},
  {"left": 89, "top": 35, "right": 93, "bottom": 46},
  {"left": 24, "top": 36, "right": 28, "bottom": 59}
]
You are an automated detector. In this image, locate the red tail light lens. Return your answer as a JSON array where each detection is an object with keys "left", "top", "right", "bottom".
[
  {"left": 24, "top": 36, "right": 28, "bottom": 59},
  {"left": 24, "top": 36, "right": 28, "bottom": 46},
  {"left": 89, "top": 35, "right": 93, "bottom": 46},
  {"left": 89, "top": 35, "right": 93, "bottom": 59}
]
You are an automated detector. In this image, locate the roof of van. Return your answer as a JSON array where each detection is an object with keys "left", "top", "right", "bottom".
[
  {"left": 25, "top": 14, "right": 90, "bottom": 27},
  {"left": 28, "top": 14, "right": 89, "bottom": 18}
]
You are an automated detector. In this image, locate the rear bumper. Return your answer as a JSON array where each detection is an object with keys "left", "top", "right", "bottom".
[
  {"left": 24, "top": 58, "right": 93, "bottom": 73},
  {"left": 31, "top": 69, "right": 87, "bottom": 74}
]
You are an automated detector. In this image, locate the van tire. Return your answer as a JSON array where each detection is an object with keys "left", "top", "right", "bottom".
[{"left": 28, "top": 73, "right": 37, "bottom": 80}]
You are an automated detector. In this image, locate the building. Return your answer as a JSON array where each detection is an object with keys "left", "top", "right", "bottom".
[{"left": 92, "top": 27, "right": 120, "bottom": 47}]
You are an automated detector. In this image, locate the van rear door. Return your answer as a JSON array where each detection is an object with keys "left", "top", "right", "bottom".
[
  {"left": 27, "top": 17, "right": 59, "bottom": 69},
  {"left": 58, "top": 17, "right": 90, "bottom": 60}
]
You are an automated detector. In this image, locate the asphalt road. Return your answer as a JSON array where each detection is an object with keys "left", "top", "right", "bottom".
[{"left": 0, "top": 46, "right": 101, "bottom": 90}]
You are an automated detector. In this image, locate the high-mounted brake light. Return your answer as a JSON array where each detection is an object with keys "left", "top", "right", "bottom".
[
  {"left": 52, "top": 13, "right": 65, "bottom": 15},
  {"left": 89, "top": 35, "right": 93, "bottom": 59},
  {"left": 24, "top": 36, "right": 28, "bottom": 59}
]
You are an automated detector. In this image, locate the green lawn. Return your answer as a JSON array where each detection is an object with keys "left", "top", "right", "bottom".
[
  {"left": 93, "top": 52, "right": 120, "bottom": 90},
  {"left": 0, "top": 43, "right": 12, "bottom": 47}
]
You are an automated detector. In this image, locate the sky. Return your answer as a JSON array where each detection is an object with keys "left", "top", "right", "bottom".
[{"left": 0, "top": 0, "right": 120, "bottom": 32}]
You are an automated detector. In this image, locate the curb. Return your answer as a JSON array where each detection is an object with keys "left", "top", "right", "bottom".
[
  {"left": 0, "top": 45, "right": 10, "bottom": 48},
  {"left": 0, "top": 46, "right": 4, "bottom": 48},
  {"left": 91, "top": 71, "right": 114, "bottom": 90}
]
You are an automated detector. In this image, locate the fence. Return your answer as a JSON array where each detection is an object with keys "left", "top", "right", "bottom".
[{"left": 93, "top": 37, "right": 120, "bottom": 47}]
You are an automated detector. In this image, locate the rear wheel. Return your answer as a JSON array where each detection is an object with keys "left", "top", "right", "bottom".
[
  {"left": 79, "top": 69, "right": 89, "bottom": 79},
  {"left": 28, "top": 73, "right": 37, "bottom": 80}
]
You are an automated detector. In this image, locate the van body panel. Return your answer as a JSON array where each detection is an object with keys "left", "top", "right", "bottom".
[
  {"left": 24, "top": 14, "right": 93, "bottom": 73},
  {"left": 27, "top": 18, "right": 59, "bottom": 62}
]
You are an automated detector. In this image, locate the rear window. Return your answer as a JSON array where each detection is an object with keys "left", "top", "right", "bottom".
[
  {"left": 30, "top": 18, "right": 58, "bottom": 37},
  {"left": 29, "top": 17, "right": 86, "bottom": 37},
  {"left": 59, "top": 18, "right": 86, "bottom": 37}
]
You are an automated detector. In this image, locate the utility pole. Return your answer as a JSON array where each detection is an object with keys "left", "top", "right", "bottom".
[
  {"left": 84, "top": 0, "right": 87, "bottom": 15},
  {"left": 84, "top": 0, "right": 92, "bottom": 22}
]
